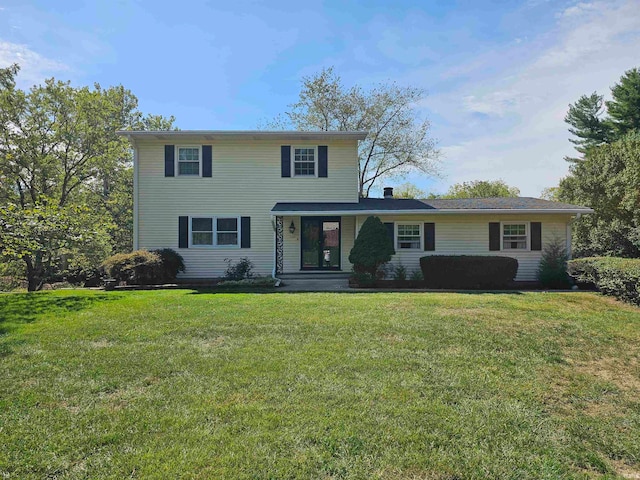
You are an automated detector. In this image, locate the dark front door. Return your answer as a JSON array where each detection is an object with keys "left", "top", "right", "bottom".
[{"left": 301, "top": 217, "right": 341, "bottom": 270}]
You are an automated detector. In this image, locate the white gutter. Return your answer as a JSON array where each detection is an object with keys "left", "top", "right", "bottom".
[
  {"left": 270, "top": 208, "right": 594, "bottom": 216},
  {"left": 127, "top": 135, "right": 140, "bottom": 251}
]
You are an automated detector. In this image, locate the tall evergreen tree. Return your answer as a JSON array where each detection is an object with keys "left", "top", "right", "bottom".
[
  {"left": 564, "top": 92, "right": 611, "bottom": 159},
  {"left": 606, "top": 67, "right": 640, "bottom": 136}
]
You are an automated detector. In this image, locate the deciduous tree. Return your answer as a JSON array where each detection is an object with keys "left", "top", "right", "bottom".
[{"left": 439, "top": 180, "right": 520, "bottom": 199}]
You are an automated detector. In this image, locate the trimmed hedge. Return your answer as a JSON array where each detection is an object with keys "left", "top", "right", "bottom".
[
  {"left": 101, "top": 249, "right": 185, "bottom": 285},
  {"left": 568, "top": 257, "right": 640, "bottom": 306},
  {"left": 420, "top": 255, "right": 518, "bottom": 289}
]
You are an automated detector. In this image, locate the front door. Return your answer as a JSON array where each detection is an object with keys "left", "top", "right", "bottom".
[{"left": 300, "top": 217, "right": 341, "bottom": 270}]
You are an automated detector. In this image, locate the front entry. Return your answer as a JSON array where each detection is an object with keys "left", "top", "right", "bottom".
[{"left": 300, "top": 217, "right": 341, "bottom": 270}]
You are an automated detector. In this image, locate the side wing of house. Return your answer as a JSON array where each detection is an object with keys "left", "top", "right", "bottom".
[{"left": 370, "top": 214, "right": 574, "bottom": 282}]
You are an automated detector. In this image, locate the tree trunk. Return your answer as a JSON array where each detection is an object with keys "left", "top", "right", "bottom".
[{"left": 24, "top": 255, "right": 44, "bottom": 292}]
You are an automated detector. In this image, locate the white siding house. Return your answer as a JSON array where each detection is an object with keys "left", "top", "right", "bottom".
[{"left": 120, "top": 130, "right": 593, "bottom": 283}]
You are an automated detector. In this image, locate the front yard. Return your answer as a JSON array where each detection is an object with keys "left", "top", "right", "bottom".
[{"left": 1, "top": 290, "right": 640, "bottom": 479}]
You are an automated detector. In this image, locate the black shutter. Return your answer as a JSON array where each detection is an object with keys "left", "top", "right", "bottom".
[
  {"left": 489, "top": 222, "right": 500, "bottom": 251},
  {"left": 165, "top": 145, "right": 175, "bottom": 177},
  {"left": 178, "top": 216, "right": 189, "bottom": 248},
  {"left": 424, "top": 223, "right": 435, "bottom": 251},
  {"left": 531, "top": 222, "right": 542, "bottom": 251},
  {"left": 202, "top": 145, "right": 212, "bottom": 177},
  {"left": 318, "top": 145, "right": 328, "bottom": 177},
  {"left": 384, "top": 222, "right": 394, "bottom": 245},
  {"left": 281, "top": 146, "right": 291, "bottom": 177},
  {"left": 241, "top": 217, "right": 251, "bottom": 248}
]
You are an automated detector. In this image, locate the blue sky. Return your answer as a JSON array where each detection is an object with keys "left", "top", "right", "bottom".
[{"left": 1, "top": 0, "right": 639, "bottom": 196}]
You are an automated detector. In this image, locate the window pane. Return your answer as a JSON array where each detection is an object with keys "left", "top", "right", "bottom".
[
  {"left": 217, "top": 232, "right": 238, "bottom": 245},
  {"left": 217, "top": 218, "right": 237, "bottom": 232},
  {"left": 294, "top": 162, "right": 315, "bottom": 176},
  {"left": 192, "top": 218, "right": 212, "bottom": 232},
  {"left": 193, "top": 232, "right": 213, "bottom": 245},
  {"left": 397, "top": 224, "right": 420, "bottom": 249},
  {"left": 179, "top": 161, "right": 200, "bottom": 175}
]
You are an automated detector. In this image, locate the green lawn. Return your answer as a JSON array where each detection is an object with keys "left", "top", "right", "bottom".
[{"left": 1, "top": 290, "right": 640, "bottom": 479}]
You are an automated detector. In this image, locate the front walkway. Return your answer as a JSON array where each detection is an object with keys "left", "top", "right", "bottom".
[{"left": 278, "top": 273, "right": 351, "bottom": 292}]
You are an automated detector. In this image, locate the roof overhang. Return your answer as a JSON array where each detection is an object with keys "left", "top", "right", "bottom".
[
  {"left": 116, "top": 130, "right": 368, "bottom": 142},
  {"left": 271, "top": 208, "right": 594, "bottom": 216}
]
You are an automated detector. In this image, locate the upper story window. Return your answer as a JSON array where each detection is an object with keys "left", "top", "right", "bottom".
[
  {"left": 397, "top": 224, "right": 421, "bottom": 249},
  {"left": 502, "top": 223, "right": 528, "bottom": 250},
  {"left": 293, "top": 147, "right": 316, "bottom": 177},
  {"left": 190, "top": 216, "right": 239, "bottom": 247},
  {"left": 177, "top": 146, "right": 201, "bottom": 176}
]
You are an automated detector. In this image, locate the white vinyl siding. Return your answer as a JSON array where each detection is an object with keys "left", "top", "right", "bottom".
[
  {"left": 136, "top": 138, "right": 359, "bottom": 277},
  {"left": 361, "top": 214, "right": 572, "bottom": 282}
]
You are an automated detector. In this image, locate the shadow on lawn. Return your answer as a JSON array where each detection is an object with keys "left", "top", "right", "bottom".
[{"left": 0, "top": 292, "right": 114, "bottom": 356}]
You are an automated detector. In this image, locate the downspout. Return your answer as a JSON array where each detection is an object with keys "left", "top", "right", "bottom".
[
  {"left": 128, "top": 135, "right": 139, "bottom": 251},
  {"left": 566, "top": 213, "right": 582, "bottom": 259}
]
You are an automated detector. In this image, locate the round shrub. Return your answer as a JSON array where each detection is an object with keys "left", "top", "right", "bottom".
[
  {"left": 151, "top": 248, "right": 185, "bottom": 282},
  {"left": 420, "top": 255, "right": 518, "bottom": 289},
  {"left": 101, "top": 250, "right": 163, "bottom": 285}
]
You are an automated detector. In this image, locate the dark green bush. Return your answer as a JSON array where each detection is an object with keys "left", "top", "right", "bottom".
[
  {"left": 222, "top": 257, "right": 254, "bottom": 281},
  {"left": 568, "top": 257, "right": 640, "bottom": 306},
  {"left": 349, "top": 216, "right": 395, "bottom": 277},
  {"left": 537, "top": 237, "right": 571, "bottom": 289},
  {"left": 420, "top": 255, "right": 518, "bottom": 289},
  {"left": 151, "top": 248, "right": 185, "bottom": 282},
  {"left": 101, "top": 250, "right": 163, "bottom": 285}
]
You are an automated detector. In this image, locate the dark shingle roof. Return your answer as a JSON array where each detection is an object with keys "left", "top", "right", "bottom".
[{"left": 271, "top": 197, "right": 592, "bottom": 213}]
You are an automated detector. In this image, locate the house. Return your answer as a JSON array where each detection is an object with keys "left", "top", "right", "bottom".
[{"left": 118, "top": 130, "right": 593, "bottom": 282}]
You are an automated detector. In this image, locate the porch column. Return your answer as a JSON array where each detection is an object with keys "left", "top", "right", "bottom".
[{"left": 275, "top": 216, "right": 284, "bottom": 275}]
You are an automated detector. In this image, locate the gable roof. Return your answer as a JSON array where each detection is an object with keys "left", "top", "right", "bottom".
[{"left": 271, "top": 197, "right": 593, "bottom": 215}]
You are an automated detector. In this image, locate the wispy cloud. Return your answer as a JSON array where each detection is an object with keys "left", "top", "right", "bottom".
[
  {"left": 421, "top": 0, "right": 640, "bottom": 196},
  {"left": 0, "top": 40, "right": 68, "bottom": 87}
]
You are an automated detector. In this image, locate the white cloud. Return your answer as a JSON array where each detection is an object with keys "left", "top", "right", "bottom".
[
  {"left": 0, "top": 40, "right": 68, "bottom": 87},
  {"left": 423, "top": 0, "right": 640, "bottom": 197}
]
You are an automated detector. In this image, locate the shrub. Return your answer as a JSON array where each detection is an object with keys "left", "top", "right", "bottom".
[
  {"left": 568, "top": 257, "right": 640, "bottom": 306},
  {"left": 391, "top": 263, "right": 407, "bottom": 282},
  {"left": 420, "top": 255, "right": 518, "bottom": 289},
  {"left": 223, "top": 257, "right": 254, "bottom": 281},
  {"left": 409, "top": 268, "right": 424, "bottom": 282},
  {"left": 151, "top": 248, "right": 185, "bottom": 282},
  {"left": 349, "top": 216, "right": 395, "bottom": 276},
  {"left": 537, "top": 237, "right": 571, "bottom": 289},
  {"left": 101, "top": 250, "right": 163, "bottom": 285},
  {"left": 217, "top": 276, "right": 277, "bottom": 288}
]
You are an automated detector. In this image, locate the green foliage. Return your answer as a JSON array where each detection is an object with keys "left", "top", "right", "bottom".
[
  {"left": 537, "top": 237, "right": 570, "bottom": 289},
  {"left": 392, "top": 182, "right": 427, "bottom": 199},
  {"left": 409, "top": 268, "right": 424, "bottom": 282},
  {"left": 150, "top": 248, "right": 185, "bottom": 282},
  {"left": 217, "top": 276, "right": 277, "bottom": 288},
  {"left": 101, "top": 250, "right": 163, "bottom": 285},
  {"left": 606, "top": 67, "right": 640, "bottom": 137},
  {"left": 0, "top": 203, "right": 111, "bottom": 291},
  {"left": 559, "top": 134, "right": 640, "bottom": 257},
  {"left": 349, "top": 216, "right": 395, "bottom": 276},
  {"left": 568, "top": 257, "right": 640, "bottom": 306},
  {"left": 390, "top": 263, "right": 407, "bottom": 281},
  {"left": 222, "top": 257, "right": 254, "bottom": 281},
  {"left": 420, "top": 255, "right": 518, "bottom": 289},
  {"left": 265, "top": 67, "right": 439, "bottom": 197},
  {"left": 0, "top": 63, "right": 176, "bottom": 289},
  {"left": 564, "top": 92, "right": 612, "bottom": 159},
  {"left": 438, "top": 179, "right": 520, "bottom": 199}
]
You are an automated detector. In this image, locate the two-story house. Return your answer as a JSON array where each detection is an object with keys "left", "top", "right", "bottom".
[{"left": 119, "top": 130, "right": 592, "bottom": 282}]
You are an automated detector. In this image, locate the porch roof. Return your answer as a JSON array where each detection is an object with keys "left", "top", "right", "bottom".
[{"left": 271, "top": 197, "right": 594, "bottom": 216}]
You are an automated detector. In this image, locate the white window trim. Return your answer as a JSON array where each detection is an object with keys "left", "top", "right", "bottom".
[
  {"left": 176, "top": 145, "right": 202, "bottom": 177},
  {"left": 500, "top": 221, "right": 530, "bottom": 252},
  {"left": 188, "top": 215, "right": 241, "bottom": 248},
  {"left": 291, "top": 145, "right": 318, "bottom": 178},
  {"left": 395, "top": 222, "right": 423, "bottom": 250}
]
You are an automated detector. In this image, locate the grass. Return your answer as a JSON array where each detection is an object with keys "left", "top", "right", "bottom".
[{"left": 1, "top": 289, "right": 640, "bottom": 479}]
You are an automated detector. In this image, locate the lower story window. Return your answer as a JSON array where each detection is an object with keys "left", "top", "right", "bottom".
[
  {"left": 502, "top": 223, "right": 528, "bottom": 250},
  {"left": 191, "top": 217, "right": 239, "bottom": 247},
  {"left": 217, "top": 218, "right": 238, "bottom": 246},
  {"left": 397, "top": 224, "right": 421, "bottom": 249}
]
